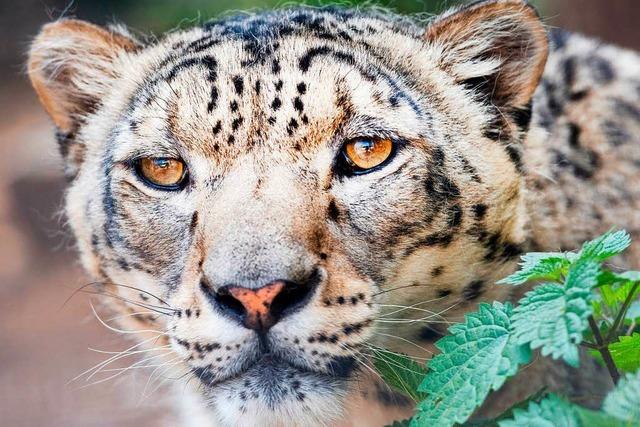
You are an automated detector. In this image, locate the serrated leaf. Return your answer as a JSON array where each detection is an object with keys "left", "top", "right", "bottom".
[
  {"left": 497, "top": 252, "right": 572, "bottom": 285},
  {"left": 411, "top": 302, "right": 530, "bottom": 427},
  {"left": 609, "top": 334, "right": 640, "bottom": 373},
  {"left": 575, "top": 407, "right": 627, "bottom": 427},
  {"left": 372, "top": 349, "right": 428, "bottom": 402},
  {"left": 579, "top": 229, "right": 631, "bottom": 261},
  {"left": 497, "top": 394, "right": 580, "bottom": 427},
  {"left": 512, "top": 259, "right": 599, "bottom": 367},
  {"left": 603, "top": 370, "right": 640, "bottom": 423}
]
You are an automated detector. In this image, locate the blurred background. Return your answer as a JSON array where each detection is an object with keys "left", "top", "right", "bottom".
[{"left": 0, "top": 1, "right": 638, "bottom": 426}]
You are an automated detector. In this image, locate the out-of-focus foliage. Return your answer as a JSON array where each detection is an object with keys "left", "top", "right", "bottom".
[{"left": 78, "top": 0, "right": 547, "bottom": 33}]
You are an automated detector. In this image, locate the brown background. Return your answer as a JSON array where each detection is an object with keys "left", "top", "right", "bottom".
[{"left": 0, "top": 1, "right": 638, "bottom": 426}]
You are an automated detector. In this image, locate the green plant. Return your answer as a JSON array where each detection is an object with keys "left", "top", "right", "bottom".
[{"left": 374, "top": 230, "right": 640, "bottom": 426}]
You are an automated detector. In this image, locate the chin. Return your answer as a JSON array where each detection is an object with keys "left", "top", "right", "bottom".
[{"left": 200, "top": 356, "right": 352, "bottom": 427}]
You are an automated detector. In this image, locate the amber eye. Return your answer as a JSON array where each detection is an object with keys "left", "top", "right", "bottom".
[
  {"left": 136, "top": 157, "right": 187, "bottom": 190},
  {"left": 342, "top": 138, "right": 394, "bottom": 172}
]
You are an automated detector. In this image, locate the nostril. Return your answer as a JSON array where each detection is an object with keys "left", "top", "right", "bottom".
[
  {"left": 214, "top": 287, "right": 247, "bottom": 318},
  {"left": 270, "top": 280, "right": 314, "bottom": 318},
  {"left": 200, "top": 280, "right": 247, "bottom": 322}
]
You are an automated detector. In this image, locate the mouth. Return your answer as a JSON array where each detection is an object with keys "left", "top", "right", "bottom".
[{"left": 193, "top": 352, "right": 357, "bottom": 391}]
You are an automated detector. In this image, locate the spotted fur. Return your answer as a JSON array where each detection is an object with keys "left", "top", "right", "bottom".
[{"left": 27, "top": 1, "right": 639, "bottom": 425}]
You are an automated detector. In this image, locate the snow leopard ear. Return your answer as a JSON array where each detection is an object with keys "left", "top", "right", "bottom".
[
  {"left": 425, "top": 0, "right": 548, "bottom": 109},
  {"left": 27, "top": 19, "right": 139, "bottom": 133}
]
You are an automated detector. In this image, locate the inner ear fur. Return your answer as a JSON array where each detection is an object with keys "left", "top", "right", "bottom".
[
  {"left": 425, "top": 0, "right": 549, "bottom": 109},
  {"left": 27, "top": 19, "right": 138, "bottom": 132}
]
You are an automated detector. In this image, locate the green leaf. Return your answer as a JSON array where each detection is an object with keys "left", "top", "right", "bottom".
[
  {"left": 575, "top": 406, "right": 627, "bottom": 427},
  {"left": 411, "top": 302, "right": 530, "bottom": 427},
  {"left": 497, "top": 252, "right": 572, "bottom": 285},
  {"left": 372, "top": 349, "right": 428, "bottom": 402},
  {"left": 579, "top": 230, "right": 631, "bottom": 262},
  {"left": 497, "top": 394, "right": 580, "bottom": 427},
  {"left": 603, "top": 370, "right": 640, "bottom": 423},
  {"left": 608, "top": 334, "right": 640, "bottom": 373},
  {"left": 512, "top": 259, "right": 599, "bottom": 367}
]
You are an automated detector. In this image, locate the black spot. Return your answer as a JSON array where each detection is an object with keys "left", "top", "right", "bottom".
[
  {"left": 207, "top": 87, "right": 218, "bottom": 112},
  {"left": 287, "top": 118, "right": 299, "bottom": 135},
  {"left": 472, "top": 204, "right": 488, "bottom": 220},
  {"left": 297, "top": 82, "right": 307, "bottom": 94},
  {"left": 190, "top": 211, "right": 199, "bottom": 232},
  {"left": 299, "top": 46, "right": 332, "bottom": 72},
  {"left": 231, "top": 116, "right": 244, "bottom": 131},
  {"left": 228, "top": 135, "right": 235, "bottom": 145},
  {"left": 293, "top": 97, "right": 304, "bottom": 112},
  {"left": 327, "top": 199, "right": 343, "bottom": 222},
  {"left": 232, "top": 76, "right": 244, "bottom": 95},
  {"left": 271, "top": 98, "right": 282, "bottom": 110},
  {"left": 117, "top": 258, "right": 130, "bottom": 271},
  {"left": 419, "top": 325, "right": 443, "bottom": 341},
  {"left": 483, "top": 233, "right": 522, "bottom": 262},
  {"left": 568, "top": 123, "right": 581, "bottom": 147},
  {"left": 212, "top": 120, "right": 222, "bottom": 135},
  {"left": 587, "top": 56, "right": 615, "bottom": 83},
  {"left": 267, "top": 116, "right": 276, "bottom": 125},
  {"left": 431, "top": 266, "right": 445, "bottom": 277},
  {"left": 275, "top": 79, "right": 283, "bottom": 91},
  {"left": 569, "top": 90, "right": 589, "bottom": 101},
  {"left": 505, "top": 145, "right": 523, "bottom": 172},
  {"left": 254, "top": 80, "right": 261, "bottom": 94},
  {"left": 562, "top": 56, "right": 577, "bottom": 88},
  {"left": 512, "top": 102, "right": 533, "bottom": 132},
  {"left": 418, "top": 232, "right": 454, "bottom": 248},
  {"left": 337, "top": 296, "right": 345, "bottom": 305},
  {"left": 437, "top": 289, "right": 452, "bottom": 298},
  {"left": 272, "top": 59, "right": 281, "bottom": 74},
  {"left": 447, "top": 204, "right": 463, "bottom": 228},
  {"left": 320, "top": 253, "right": 328, "bottom": 260},
  {"left": 462, "top": 280, "right": 485, "bottom": 300},
  {"left": 230, "top": 101, "right": 239, "bottom": 112}
]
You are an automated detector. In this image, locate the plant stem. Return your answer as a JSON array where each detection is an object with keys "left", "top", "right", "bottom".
[
  {"left": 588, "top": 316, "right": 620, "bottom": 385},
  {"left": 579, "top": 341, "right": 598, "bottom": 350},
  {"left": 605, "top": 281, "right": 640, "bottom": 343}
]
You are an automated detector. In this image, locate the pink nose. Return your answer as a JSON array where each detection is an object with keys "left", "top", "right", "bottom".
[{"left": 224, "top": 282, "right": 285, "bottom": 330}]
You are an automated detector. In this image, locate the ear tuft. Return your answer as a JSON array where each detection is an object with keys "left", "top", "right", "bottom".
[
  {"left": 425, "top": 0, "right": 548, "bottom": 109},
  {"left": 27, "top": 19, "right": 139, "bottom": 132}
]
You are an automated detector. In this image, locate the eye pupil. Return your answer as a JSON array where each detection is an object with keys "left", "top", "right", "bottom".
[{"left": 155, "top": 159, "right": 170, "bottom": 168}]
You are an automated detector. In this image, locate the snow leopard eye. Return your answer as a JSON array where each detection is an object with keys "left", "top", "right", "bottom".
[
  {"left": 135, "top": 157, "right": 188, "bottom": 190},
  {"left": 339, "top": 137, "right": 395, "bottom": 174}
]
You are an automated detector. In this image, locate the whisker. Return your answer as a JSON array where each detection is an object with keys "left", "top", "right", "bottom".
[
  {"left": 105, "top": 311, "right": 159, "bottom": 323},
  {"left": 62, "top": 281, "right": 174, "bottom": 312},
  {"left": 80, "top": 289, "right": 176, "bottom": 316},
  {"left": 372, "top": 283, "right": 438, "bottom": 297},
  {"left": 69, "top": 334, "right": 165, "bottom": 384},
  {"left": 370, "top": 332, "right": 433, "bottom": 355},
  {"left": 90, "top": 301, "right": 167, "bottom": 335},
  {"left": 365, "top": 344, "right": 431, "bottom": 361}
]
